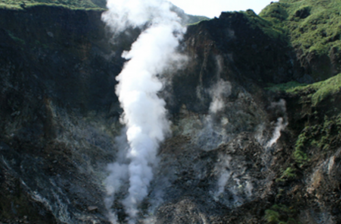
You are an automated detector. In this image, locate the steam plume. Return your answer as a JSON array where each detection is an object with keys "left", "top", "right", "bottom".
[
  {"left": 209, "top": 79, "right": 232, "bottom": 113},
  {"left": 265, "top": 99, "right": 288, "bottom": 148},
  {"left": 265, "top": 117, "right": 286, "bottom": 148},
  {"left": 102, "top": 0, "right": 185, "bottom": 223}
]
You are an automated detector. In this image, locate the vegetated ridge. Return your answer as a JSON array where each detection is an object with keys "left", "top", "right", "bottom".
[{"left": 260, "top": 0, "right": 341, "bottom": 81}]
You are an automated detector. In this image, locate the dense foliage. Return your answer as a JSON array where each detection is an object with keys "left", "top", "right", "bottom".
[{"left": 260, "top": 0, "right": 341, "bottom": 60}]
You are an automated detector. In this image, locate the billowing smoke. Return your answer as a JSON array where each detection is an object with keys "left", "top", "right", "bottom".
[{"left": 102, "top": 0, "right": 185, "bottom": 223}]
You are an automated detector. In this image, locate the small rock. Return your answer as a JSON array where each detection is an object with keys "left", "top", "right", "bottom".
[
  {"left": 47, "top": 31, "right": 54, "bottom": 37},
  {"left": 87, "top": 206, "right": 98, "bottom": 212}
]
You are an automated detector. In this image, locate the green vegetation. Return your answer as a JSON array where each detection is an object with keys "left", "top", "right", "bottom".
[
  {"left": 260, "top": 0, "right": 341, "bottom": 59},
  {"left": 0, "top": 2, "right": 21, "bottom": 9},
  {"left": 266, "top": 70, "right": 341, "bottom": 161},
  {"left": 267, "top": 74, "right": 341, "bottom": 166},
  {"left": 304, "top": 73, "right": 341, "bottom": 105},
  {"left": 169, "top": 4, "right": 210, "bottom": 26},
  {"left": 265, "top": 81, "right": 307, "bottom": 92},
  {"left": 276, "top": 167, "right": 297, "bottom": 182},
  {"left": 7, "top": 30, "right": 25, "bottom": 44},
  {"left": 187, "top": 17, "right": 210, "bottom": 26},
  {"left": 293, "top": 148, "right": 309, "bottom": 165},
  {"left": 264, "top": 204, "right": 298, "bottom": 224},
  {"left": 293, "top": 113, "right": 341, "bottom": 162},
  {"left": 288, "top": 73, "right": 341, "bottom": 106},
  {"left": 243, "top": 9, "right": 287, "bottom": 40},
  {"left": 0, "top": 0, "right": 106, "bottom": 10},
  {"left": 265, "top": 209, "right": 280, "bottom": 223},
  {"left": 186, "top": 15, "right": 210, "bottom": 26},
  {"left": 267, "top": 73, "right": 341, "bottom": 106},
  {"left": 0, "top": 0, "right": 209, "bottom": 25}
]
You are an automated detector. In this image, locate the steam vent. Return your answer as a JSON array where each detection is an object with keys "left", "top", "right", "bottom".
[{"left": 1, "top": 0, "right": 341, "bottom": 223}]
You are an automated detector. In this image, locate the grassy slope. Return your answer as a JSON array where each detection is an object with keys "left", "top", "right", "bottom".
[
  {"left": 259, "top": 0, "right": 341, "bottom": 59},
  {"left": 0, "top": 0, "right": 107, "bottom": 10},
  {"left": 266, "top": 73, "right": 341, "bottom": 106},
  {"left": 243, "top": 9, "right": 287, "bottom": 41},
  {"left": 0, "top": 0, "right": 209, "bottom": 27},
  {"left": 287, "top": 73, "right": 341, "bottom": 106},
  {"left": 186, "top": 15, "right": 210, "bottom": 25}
]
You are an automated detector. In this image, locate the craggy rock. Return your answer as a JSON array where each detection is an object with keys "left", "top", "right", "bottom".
[
  {"left": 154, "top": 133, "right": 275, "bottom": 223},
  {"left": 0, "top": 6, "right": 125, "bottom": 223}
]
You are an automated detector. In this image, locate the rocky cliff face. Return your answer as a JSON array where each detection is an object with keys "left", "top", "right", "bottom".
[
  {"left": 0, "top": 5, "right": 340, "bottom": 224},
  {"left": 0, "top": 6, "right": 125, "bottom": 223}
]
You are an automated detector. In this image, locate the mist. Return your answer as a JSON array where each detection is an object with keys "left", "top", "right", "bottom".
[{"left": 209, "top": 79, "right": 232, "bottom": 114}]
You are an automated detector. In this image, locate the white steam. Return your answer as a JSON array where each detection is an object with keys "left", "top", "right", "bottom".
[
  {"left": 215, "top": 157, "right": 231, "bottom": 197},
  {"left": 265, "top": 99, "right": 288, "bottom": 148},
  {"left": 195, "top": 79, "right": 232, "bottom": 151},
  {"left": 209, "top": 79, "right": 232, "bottom": 113},
  {"left": 104, "top": 131, "right": 130, "bottom": 224},
  {"left": 265, "top": 117, "right": 286, "bottom": 148},
  {"left": 104, "top": 162, "right": 128, "bottom": 223},
  {"left": 102, "top": 0, "right": 185, "bottom": 223},
  {"left": 102, "top": 0, "right": 179, "bottom": 34}
]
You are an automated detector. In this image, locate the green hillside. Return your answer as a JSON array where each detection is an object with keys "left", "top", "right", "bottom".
[
  {"left": 260, "top": 0, "right": 341, "bottom": 59},
  {"left": 0, "top": 0, "right": 106, "bottom": 10},
  {"left": 0, "top": 0, "right": 209, "bottom": 26}
]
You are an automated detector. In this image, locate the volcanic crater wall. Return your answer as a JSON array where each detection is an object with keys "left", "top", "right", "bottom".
[{"left": 0, "top": 5, "right": 340, "bottom": 224}]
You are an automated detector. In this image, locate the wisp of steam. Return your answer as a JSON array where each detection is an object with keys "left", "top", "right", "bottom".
[
  {"left": 265, "top": 99, "right": 288, "bottom": 148},
  {"left": 102, "top": 0, "right": 186, "bottom": 223}
]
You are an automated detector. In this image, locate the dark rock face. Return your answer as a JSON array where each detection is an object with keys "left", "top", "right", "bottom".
[
  {"left": 187, "top": 12, "right": 295, "bottom": 84},
  {"left": 171, "top": 11, "right": 299, "bottom": 114},
  {"left": 0, "top": 6, "right": 124, "bottom": 223},
  {"left": 0, "top": 6, "right": 125, "bottom": 113},
  {"left": 0, "top": 6, "right": 340, "bottom": 224}
]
